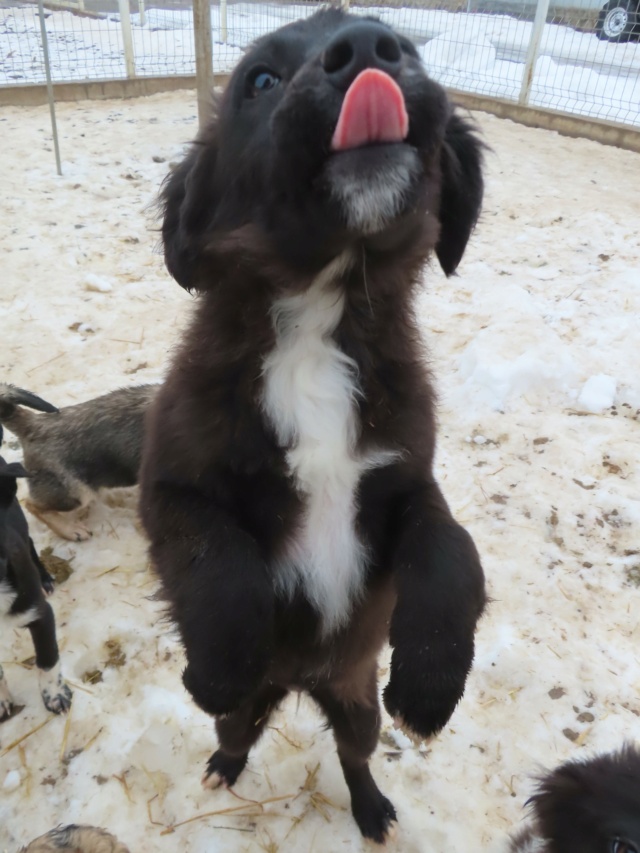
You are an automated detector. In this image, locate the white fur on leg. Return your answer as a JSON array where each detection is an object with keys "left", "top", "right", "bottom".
[
  {"left": 262, "top": 252, "right": 398, "bottom": 634},
  {"left": 0, "top": 579, "right": 39, "bottom": 627},
  {"left": 39, "top": 660, "right": 72, "bottom": 715}
]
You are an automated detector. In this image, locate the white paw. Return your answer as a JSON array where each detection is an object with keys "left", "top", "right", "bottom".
[
  {"left": 0, "top": 670, "right": 14, "bottom": 721},
  {"left": 39, "top": 663, "right": 73, "bottom": 714}
]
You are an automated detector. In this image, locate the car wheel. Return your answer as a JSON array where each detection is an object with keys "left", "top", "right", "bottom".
[{"left": 596, "top": 0, "right": 639, "bottom": 41}]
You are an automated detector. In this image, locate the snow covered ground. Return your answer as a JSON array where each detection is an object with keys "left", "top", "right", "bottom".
[
  {"left": 1, "top": 2, "right": 640, "bottom": 126},
  {"left": 1, "top": 91, "right": 640, "bottom": 852}
]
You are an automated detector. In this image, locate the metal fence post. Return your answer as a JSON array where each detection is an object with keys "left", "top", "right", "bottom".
[
  {"left": 519, "top": 0, "right": 551, "bottom": 105},
  {"left": 138, "top": 0, "right": 145, "bottom": 28},
  {"left": 118, "top": 0, "right": 136, "bottom": 78},
  {"left": 37, "top": 0, "right": 62, "bottom": 175},
  {"left": 193, "top": 0, "right": 214, "bottom": 131}
]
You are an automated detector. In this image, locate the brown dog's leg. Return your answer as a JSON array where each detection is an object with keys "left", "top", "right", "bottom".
[
  {"left": 203, "top": 683, "right": 288, "bottom": 790},
  {"left": 25, "top": 500, "right": 93, "bottom": 542},
  {"left": 312, "top": 672, "right": 396, "bottom": 845}
]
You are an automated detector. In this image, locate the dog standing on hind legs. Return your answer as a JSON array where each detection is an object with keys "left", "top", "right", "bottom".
[{"left": 140, "top": 8, "right": 486, "bottom": 843}]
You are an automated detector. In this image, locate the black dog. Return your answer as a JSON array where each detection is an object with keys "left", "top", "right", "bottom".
[
  {"left": 0, "top": 446, "right": 72, "bottom": 721},
  {"left": 140, "top": 8, "right": 486, "bottom": 843},
  {"left": 509, "top": 744, "right": 640, "bottom": 852}
]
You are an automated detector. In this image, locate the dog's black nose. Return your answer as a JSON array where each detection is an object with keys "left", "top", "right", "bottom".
[{"left": 322, "top": 21, "right": 403, "bottom": 90}]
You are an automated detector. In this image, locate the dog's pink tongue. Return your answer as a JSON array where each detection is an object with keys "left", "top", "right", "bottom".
[{"left": 331, "top": 68, "right": 409, "bottom": 151}]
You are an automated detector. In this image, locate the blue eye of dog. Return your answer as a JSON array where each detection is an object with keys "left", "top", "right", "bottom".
[
  {"left": 248, "top": 70, "right": 280, "bottom": 96},
  {"left": 611, "top": 840, "right": 638, "bottom": 853}
]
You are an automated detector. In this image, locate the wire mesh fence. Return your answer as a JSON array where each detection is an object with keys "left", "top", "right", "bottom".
[{"left": 1, "top": 0, "right": 639, "bottom": 127}]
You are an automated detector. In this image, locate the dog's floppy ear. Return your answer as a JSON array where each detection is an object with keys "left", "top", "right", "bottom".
[
  {"left": 435, "top": 112, "right": 484, "bottom": 277},
  {"left": 0, "top": 458, "right": 29, "bottom": 479},
  {"left": 161, "top": 120, "right": 220, "bottom": 291}
]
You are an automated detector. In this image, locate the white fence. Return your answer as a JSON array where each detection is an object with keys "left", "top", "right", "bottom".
[{"left": 1, "top": 0, "right": 639, "bottom": 127}]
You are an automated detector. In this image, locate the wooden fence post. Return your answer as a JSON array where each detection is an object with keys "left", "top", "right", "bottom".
[
  {"left": 118, "top": 0, "right": 136, "bottom": 78},
  {"left": 519, "top": 0, "right": 551, "bottom": 105},
  {"left": 194, "top": 0, "right": 214, "bottom": 130}
]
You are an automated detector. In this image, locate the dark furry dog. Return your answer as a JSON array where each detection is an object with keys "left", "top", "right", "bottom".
[
  {"left": 140, "top": 8, "right": 486, "bottom": 843},
  {"left": 0, "top": 383, "right": 157, "bottom": 541},
  {"left": 0, "top": 449, "right": 72, "bottom": 721},
  {"left": 509, "top": 745, "right": 640, "bottom": 852}
]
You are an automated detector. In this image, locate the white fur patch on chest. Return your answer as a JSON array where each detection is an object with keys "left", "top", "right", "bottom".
[{"left": 261, "top": 253, "right": 395, "bottom": 634}]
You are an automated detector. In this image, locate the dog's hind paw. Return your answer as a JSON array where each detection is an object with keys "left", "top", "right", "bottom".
[
  {"left": 39, "top": 664, "right": 73, "bottom": 715},
  {"left": 202, "top": 750, "right": 248, "bottom": 790},
  {"left": 353, "top": 790, "right": 398, "bottom": 845},
  {"left": 0, "top": 667, "right": 14, "bottom": 722},
  {"left": 0, "top": 697, "right": 14, "bottom": 722}
]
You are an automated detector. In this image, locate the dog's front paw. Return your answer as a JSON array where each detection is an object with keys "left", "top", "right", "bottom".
[
  {"left": 39, "top": 664, "right": 73, "bottom": 715},
  {"left": 202, "top": 750, "right": 249, "bottom": 790},
  {"left": 41, "top": 572, "right": 55, "bottom": 596},
  {"left": 383, "top": 642, "right": 473, "bottom": 741}
]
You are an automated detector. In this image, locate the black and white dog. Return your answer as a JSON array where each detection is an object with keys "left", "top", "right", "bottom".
[
  {"left": 140, "top": 8, "right": 486, "bottom": 843},
  {"left": 0, "top": 427, "right": 72, "bottom": 721}
]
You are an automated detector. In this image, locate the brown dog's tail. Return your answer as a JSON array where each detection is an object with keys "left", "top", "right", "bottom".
[{"left": 0, "top": 383, "right": 59, "bottom": 437}]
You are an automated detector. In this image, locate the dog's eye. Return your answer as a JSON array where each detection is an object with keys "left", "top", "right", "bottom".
[
  {"left": 246, "top": 68, "right": 281, "bottom": 97},
  {"left": 611, "top": 840, "right": 639, "bottom": 853}
]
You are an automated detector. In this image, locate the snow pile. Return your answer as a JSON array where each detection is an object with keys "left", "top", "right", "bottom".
[{"left": 578, "top": 374, "right": 617, "bottom": 412}]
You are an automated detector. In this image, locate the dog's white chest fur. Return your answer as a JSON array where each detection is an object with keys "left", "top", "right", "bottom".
[{"left": 261, "top": 254, "right": 392, "bottom": 634}]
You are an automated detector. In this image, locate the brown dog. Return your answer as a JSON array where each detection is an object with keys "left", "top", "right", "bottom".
[{"left": 0, "top": 383, "right": 157, "bottom": 540}]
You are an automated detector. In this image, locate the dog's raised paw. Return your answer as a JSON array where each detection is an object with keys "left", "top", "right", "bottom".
[{"left": 392, "top": 716, "right": 435, "bottom": 747}]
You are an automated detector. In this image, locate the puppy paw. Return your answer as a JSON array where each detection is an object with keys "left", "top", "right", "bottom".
[
  {"left": 392, "top": 716, "right": 436, "bottom": 747},
  {"left": 71, "top": 523, "right": 92, "bottom": 542},
  {"left": 39, "top": 663, "right": 73, "bottom": 715},
  {"left": 352, "top": 789, "right": 397, "bottom": 845},
  {"left": 383, "top": 642, "right": 473, "bottom": 741},
  {"left": 0, "top": 668, "right": 14, "bottom": 722},
  {"left": 41, "top": 573, "right": 55, "bottom": 596},
  {"left": 0, "top": 697, "right": 14, "bottom": 722},
  {"left": 202, "top": 750, "right": 248, "bottom": 789}
]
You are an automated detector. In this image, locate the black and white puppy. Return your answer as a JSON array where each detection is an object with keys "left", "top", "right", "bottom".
[
  {"left": 140, "top": 8, "right": 486, "bottom": 843},
  {"left": 509, "top": 745, "right": 640, "bottom": 853},
  {"left": 0, "top": 449, "right": 72, "bottom": 721},
  {"left": 0, "top": 383, "right": 157, "bottom": 541}
]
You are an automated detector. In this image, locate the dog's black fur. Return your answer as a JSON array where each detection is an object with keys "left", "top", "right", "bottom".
[
  {"left": 140, "top": 8, "right": 486, "bottom": 842},
  {"left": 0, "top": 444, "right": 72, "bottom": 721},
  {"left": 509, "top": 745, "right": 640, "bottom": 852}
]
